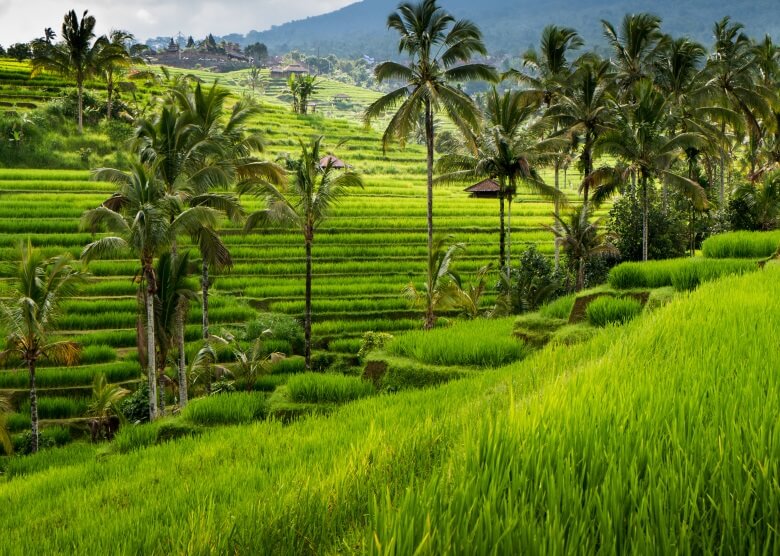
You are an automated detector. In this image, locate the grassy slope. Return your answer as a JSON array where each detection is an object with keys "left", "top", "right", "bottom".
[{"left": 1, "top": 267, "right": 778, "bottom": 553}]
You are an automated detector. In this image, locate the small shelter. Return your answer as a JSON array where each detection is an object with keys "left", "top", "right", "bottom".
[
  {"left": 319, "top": 155, "right": 347, "bottom": 170},
  {"left": 464, "top": 179, "right": 502, "bottom": 199},
  {"left": 270, "top": 64, "right": 310, "bottom": 79},
  {"left": 333, "top": 93, "right": 352, "bottom": 102}
]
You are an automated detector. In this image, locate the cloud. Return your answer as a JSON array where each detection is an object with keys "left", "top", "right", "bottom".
[{"left": 0, "top": 0, "right": 358, "bottom": 44}]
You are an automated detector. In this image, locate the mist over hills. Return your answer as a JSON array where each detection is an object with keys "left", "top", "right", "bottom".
[{"left": 219, "top": 0, "right": 779, "bottom": 58}]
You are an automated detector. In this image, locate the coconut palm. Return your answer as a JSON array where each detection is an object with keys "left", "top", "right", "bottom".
[
  {"left": 81, "top": 162, "right": 221, "bottom": 418},
  {"left": 732, "top": 170, "right": 780, "bottom": 230},
  {"left": 241, "top": 137, "right": 363, "bottom": 367},
  {"left": 437, "top": 88, "right": 562, "bottom": 272},
  {"left": 0, "top": 242, "right": 82, "bottom": 453},
  {"left": 591, "top": 80, "right": 708, "bottom": 261},
  {"left": 31, "top": 10, "right": 100, "bottom": 132},
  {"left": 550, "top": 205, "right": 617, "bottom": 291},
  {"left": 551, "top": 56, "right": 615, "bottom": 206},
  {"left": 95, "top": 30, "right": 144, "bottom": 120},
  {"left": 364, "top": 0, "right": 497, "bottom": 328},
  {"left": 602, "top": 13, "right": 667, "bottom": 97},
  {"left": 86, "top": 374, "right": 129, "bottom": 441}
]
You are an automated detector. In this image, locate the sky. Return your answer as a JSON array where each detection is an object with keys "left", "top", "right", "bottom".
[{"left": 0, "top": 0, "right": 358, "bottom": 45}]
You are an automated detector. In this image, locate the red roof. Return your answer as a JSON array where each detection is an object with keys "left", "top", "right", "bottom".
[
  {"left": 319, "top": 155, "right": 347, "bottom": 169},
  {"left": 464, "top": 179, "right": 501, "bottom": 193}
]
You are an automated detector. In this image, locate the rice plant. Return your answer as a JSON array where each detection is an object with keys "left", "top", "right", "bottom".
[
  {"left": 585, "top": 296, "right": 643, "bottom": 327},
  {"left": 286, "top": 373, "right": 375, "bottom": 404},
  {"left": 182, "top": 392, "right": 267, "bottom": 426}
]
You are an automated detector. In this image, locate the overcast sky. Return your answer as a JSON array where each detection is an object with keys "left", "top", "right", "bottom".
[{"left": 0, "top": 0, "right": 358, "bottom": 45}]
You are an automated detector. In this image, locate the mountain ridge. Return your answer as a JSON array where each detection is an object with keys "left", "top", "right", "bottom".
[{"left": 218, "top": 0, "right": 779, "bottom": 58}]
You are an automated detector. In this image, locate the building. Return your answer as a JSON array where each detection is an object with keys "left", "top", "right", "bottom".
[
  {"left": 464, "top": 179, "right": 502, "bottom": 199},
  {"left": 270, "top": 64, "right": 310, "bottom": 79}
]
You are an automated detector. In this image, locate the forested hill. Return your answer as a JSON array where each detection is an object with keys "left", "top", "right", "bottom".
[{"left": 224, "top": 0, "right": 779, "bottom": 57}]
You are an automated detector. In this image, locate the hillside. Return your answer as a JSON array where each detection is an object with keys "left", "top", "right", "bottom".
[
  {"left": 1, "top": 264, "right": 778, "bottom": 551},
  {"left": 232, "top": 0, "right": 780, "bottom": 57}
]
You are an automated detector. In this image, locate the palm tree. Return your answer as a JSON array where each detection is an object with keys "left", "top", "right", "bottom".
[
  {"left": 31, "top": 10, "right": 100, "bottom": 132},
  {"left": 551, "top": 56, "right": 615, "bottom": 206},
  {"left": 95, "top": 30, "right": 143, "bottom": 120},
  {"left": 591, "top": 80, "right": 708, "bottom": 261},
  {"left": 43, "top": 28, "right": 56, "bottom": 45},
  {"left": 732, "top": 170, "right": 780, "bottom": 230},
  {"left": 364, "top": 0, "right": 496, "bottom": 329},
  {"left": 506, "top": 25, "right": 583, "bottom": 265},
  {"left": 81, "top": 162, "right": 220, "bottom": 419},
  {"left": 241, "top": 137, "right": 363, "bottom": 367},
  {"left": 0, "top": 242, "right": 82, "bottom": 453},
  {"left": 403, "top": 236, "right": 464, "bottom": 328},
  {"left": 86, "top": 374, "right": 129, "bottom": 441},
  {"left": 0, "top": 395, "right": 12, "bottom": 455},
  {"left": 154, "top": 251, "right": 198, "bottom": 407},
  {"left": 437, "top": 88, "right": 562, "bottom": 273},
  {"left": 601, "top": 13, "right": 667, "bottom": 96},
  {"left": 550, "top": 205, "right": 617, "bottom": 291}
]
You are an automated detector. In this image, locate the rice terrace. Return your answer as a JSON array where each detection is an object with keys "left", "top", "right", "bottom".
[{"left": 0, "top": 0, "right": 779, "bottom": 553}]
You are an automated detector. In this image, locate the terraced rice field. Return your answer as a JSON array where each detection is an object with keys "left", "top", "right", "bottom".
[{"left": 0, "top": 58, "right": 604, "bottom": 436}]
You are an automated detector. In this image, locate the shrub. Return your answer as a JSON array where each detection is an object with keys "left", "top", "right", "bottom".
[
  {"left": 358, "top": 332, "right": 394, "bottom": 359},
  {"left": 586, "top": 296, "right": 643, "bottom": 327},
  {"left": 498, "top": 246, "right": 568, "bottom": 314},
  {"left": 245, "top": 313, "right": 304, "bottom": 354},
  {"left": 608, "top": 193, "right": 687, "bottom": 261},
  {"left": 182, "top": 392, "right": 267, "bottom": 426},
  {"left": 12, "top": 426, "right": 71, "bottom": 455},
  {"left": 286, "top": 373, "right": 375, "bottom": 404},
  {"left": 121, "top": 383, "right": 150, "bottom": 424}
]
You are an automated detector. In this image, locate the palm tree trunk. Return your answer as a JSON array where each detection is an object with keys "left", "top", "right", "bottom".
[
  {"left": 577, "top": 257, "right": 586, "bottom": 291},
  {"left": 554, "top": 162, "right": 561, "bottom": 271},
  {"left": 498, "top": 190, "right": 506, "bottom": 270},
  {"left": 144, "top": 284, "right": 158, "bottom": 420},
  {"left": 28, "top": 359, "right": 39, "bottom": 453},
  {"left": 507, "top": 196, "right": 513, "bottom": 271},
  {"left": 177, "top": 307, "right": 187, "bottom": 407},
  {"left": 424, "top": 97, "right": 435, "bottom": 330},
  {"left": 106, "top": 71, "right": 113, "bottom": 120},
  {"left": 201, "top": 260, "right": 210, "bottom": 340},
  {"left": 304, "top": 237, "right": 313, "bottom": 370},
  {"left": 642, "top": 176, "right": 649, "bottom": 262},
  {"left": 720, "top": 122, "right": 726, "bottom": 210}
]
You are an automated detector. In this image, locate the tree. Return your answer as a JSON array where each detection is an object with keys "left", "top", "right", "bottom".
[
  {"left": 0, "top": 242, "right": 82, "bottom": 453},
  {"left": 31, "top": 10, "right": 100, "bottom": 133},
  {"left": 288, "top": 74, "right": 318, "bottom": 114},
  {"left": 0, "top": 395, "right": 12, "bottom": 455},
  {"left": 43, "top": 28, "right": 56, "bottom": 45},
  {"left": 95, "top": 30, "right": 143, "bottom": 120},
  {"left": 552, "top": 56, "right": 615, "bottom": 206},
  {"left": 86, "top": 374, "right": 129, "bottom": 441},
  {"left": 245, "top": 42, "right": 268, "bottom": 65},
  {"left": 242, "top": 137, "right": 363, "bottom": 367},
  {"left": 551, "top": 205, "right": 617, "bottom": 290},
  {"left": 437, "top": 88, "right": 561, "bottom": 273},
  {"left": 8, "top": 43, "right": 32, "bottom": 61},
  {"left": 592, "top": 80, "right": 708, "bottom": 261},
  {"left": 81, "top": 162, "right": 220, "bottom": 419},
  {"left": 364, "top": 0, "right": 497, "bottom": 329},
  {"left": 602, "top": 13, "right": 667, "bottom": 96},
  {"left": 731, "top": 170, "right": 780, "bottom": 230},
  {"left": 244, "top": 66, "right": 265, "bottom": 96}
]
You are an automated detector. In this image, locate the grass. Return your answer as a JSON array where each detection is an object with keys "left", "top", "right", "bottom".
[
  {"left": 702, "top": 230, "right": 780, "bottom": 259},
  {"left": 181, "top": 393, "right": 267, "bottom": 426},
  {"left": 585, "top": 296, "right": 643, "bottom": 327},
  {"left": 286, "top": 373, "right": 375, "bottom": 404},
  {"left": 538, "top": 294, "right": 576, "bottom": 320},
  {"left": 0, "top": 269, "right": 777, "bottom": 551},
  {"left": 387, "top": 317, "right": 528, "bottom": 367},
  {"left": 608, "top": 258, "right": 758, "bottom": 289}
]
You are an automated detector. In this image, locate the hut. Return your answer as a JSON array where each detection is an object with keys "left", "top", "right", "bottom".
[
  {"left": 464, "top": 179, "right": 502, "bottom": 199},
  {"left": 270, "top": 63, "right": 310, "bottom": 79},
  {"left": 319, "top": 155, "right": 347, "bottom": 169},
  {"left": 333, "top": 93, "right": 352, "bottom": 102}
]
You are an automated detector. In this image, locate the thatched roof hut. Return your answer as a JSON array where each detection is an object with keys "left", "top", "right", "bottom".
[{"left": 464, "top": 179, "right": 502, "bottom": 198}]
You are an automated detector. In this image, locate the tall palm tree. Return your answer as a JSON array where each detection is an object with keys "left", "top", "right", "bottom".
[
  {"left": 241, "top": 137, "right": 363, "bottom": 368},
  {"left": 364, "top": 0, "right": 497, "bottom": 329},
  {"left": 550, "top": 205, "right": 617, "bottom": 291},
  {"left": 81, "top": 162, "right": 220, "bottom": 419},
  {"left": 707, "top": 17, "right": 774, "bottom": 198},
  {"left": 507, "top": 25, "right": 583, "bottom": 265},
  {"left": 592, "top": 80, "right": 708, "bottom": 261},
  {"left": 602, "top": 13, "right": 667, "bottom": 97},
  {"left": 31, "top": 10, "right": 100, "bottom": 132},
  {"left": 0, "top": 242, "right": 82, "bottom": 453},
  {"left": 95, "top": 30, "right": 143, "bottom": 120},
  {"left": 437, "top": 88, "right": 561, "bottom": 272},
  {"left": 551, "top": 56, "right": 615, "bottom": 206}
]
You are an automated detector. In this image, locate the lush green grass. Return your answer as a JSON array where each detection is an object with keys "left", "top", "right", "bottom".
[
  {"left": 586, "top": 296, "right": 643, "bottom": 327},
  {"left": 182, "top": 393, "right": 267, "bottom": 426},
  {"left": 387, "top": 317, "right": 528, "bottom": 367},
  {"left": 286, "top": 373, "right": 375, "bottom": 404},
  {"left": 538, "top": 294, "right": 576, "bottom": 320},
  {"left": 608, "top": 258, "right": 758, "bottom": 289},
  {"left": 0, "top": 269, "right": 777, "bottom": 552},
  {"left": 702, "top": 230, "right": 780, "bottom": 259}
]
